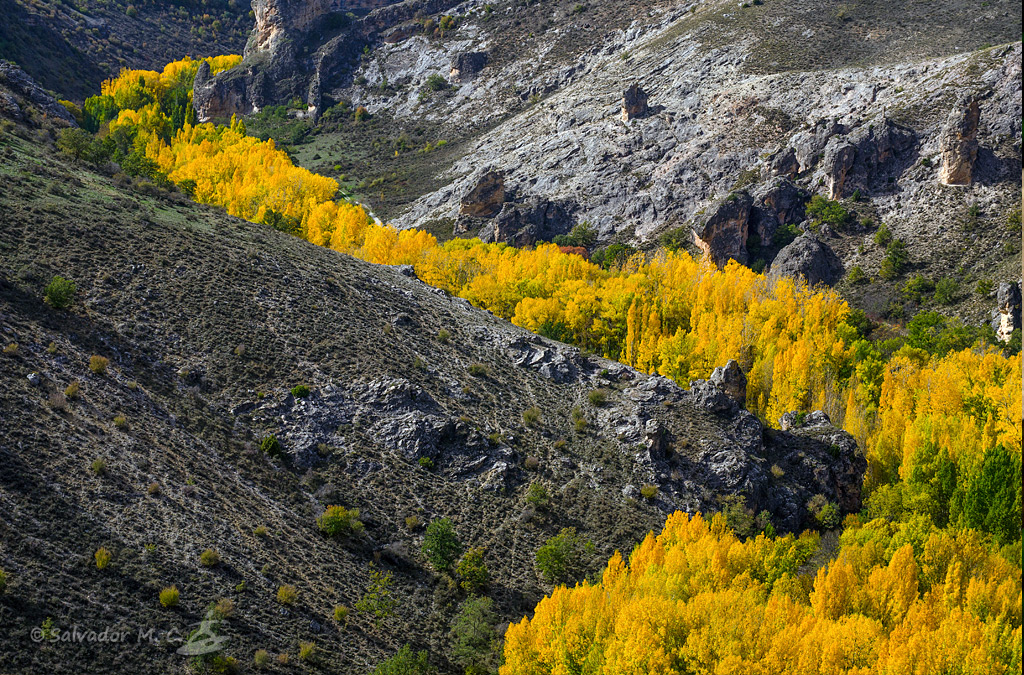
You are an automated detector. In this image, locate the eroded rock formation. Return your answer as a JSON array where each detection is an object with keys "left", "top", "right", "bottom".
[
  {"left": 769, "top": 233, "right": 843, "bottom": 287},
  {"left": 939, "top": 95, "right": 981, "bottom": 185},
  {"left": 691, "top": 192, "right": 753, "bottom": 266}
]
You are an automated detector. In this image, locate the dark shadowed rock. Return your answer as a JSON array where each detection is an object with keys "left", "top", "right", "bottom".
[
  {"left": 770, "top": 233, "right": 843, "bottom": 286},
  {"left": 751, "top": 179, "right": 809, "bottom": 243},
  {"left": 492, "top": 197, "right": 574, "bottom": 246},
  {"left": 450, "top": 52, "right": 489, "bottom": 82},
  {"left": 939, "top": 95, "right": 981, "bottom": 185},
  {"left": 460, "top": 170, "right": 506, "bottom": 218},
  {"left": 0, "top": 62, "right": 76, "bottom": 127},
  {"left": 709, "top": 360, "right": 747, "bottom": 408},
  {"left": 691, "top": 192, "right": 753, "bottom": 266},
  {"left": 621, "top": 82, "right": 649, "bottom": 122}
]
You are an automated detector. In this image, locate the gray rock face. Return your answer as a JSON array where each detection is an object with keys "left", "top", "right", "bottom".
[
  {"left": 820, "top": 118, "right": 916, "bottom": 199},
  {"left": 751, "top": 179, "right": 808, "bottom": 243},
  {"left": 691, "top": 192, "right": 753, "bottom": 266},
  {"left": 770, "top": 233, "right": 843, "bottom": 287},
  {"left": 990, "top": 281, "right": 1022, "bottom": 342},
  {"left": 0, "top": 62, "right": 76, "bottom": 127},
  {"left": 621, "top": 83, "right": 649, "bottom": 122},
  {"left": 939, "top": 95, "right": 981, "bottom": 185}
]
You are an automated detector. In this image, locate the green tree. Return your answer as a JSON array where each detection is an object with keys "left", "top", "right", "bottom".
[
  {"left": 955, "top": 445, "right": 1022, "bottom": 545},
  {"left": 355, "top": 565, "right": 397, "bottom": 628},
  {"left": 372, "top": 645, "right": 435, "bottom": 675},
  {"left": 56, "top": 128, "right": 94, "bottom": 162},
  {"left": 451, "top": 596, "right": 499, "bottom": 675},
  {"left": 422, "top": 518, "right": 462, "bottom": 572},
  {"left": 456, "top": 547, "right": 489, "bottom": 594},
  {"left": 535, "top": 527, "right": 594, "bottom": 585}
]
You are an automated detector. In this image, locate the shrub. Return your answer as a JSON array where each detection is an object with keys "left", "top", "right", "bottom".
[
  {"left": 418, "top": 456, "right": 434, "bottom": 470},
  {"left": 1007, "top": 206, "right": 1022, "bottom": 232},
  {"left": 901, "top": 275, "right": 934, "bottom": 303},
  {"left": 572, "top": 406, "right": 587, "bottom": 432},
  {"left": 43, "top": 276, "right": 76, "bottom": 309},
  {"left": 253, "top": 649, "right": 271, "bottom": 668},
  {"left": 298, "top": 641, "right": 315, "bottom": 662},
  {"left": 354, "top": 105, "right": 370, "bottom": 122},
  {"left": 847, "top": 266, "right": 867, "bottom": 284},
  {"left": 535, "top": 527, "right": 594, "bottom": 584},
  {"left": 90, "top": 458, "right": 107, "bottom": 476},
  {"left": 405, "top": 514, "right": 421, "bottom": 531},
  {"left": 873, "top": 223, "right": 892, "bottom": 248},
  {"left": 976, "top": 279, "right": 994, "bottom": 296},
  {"left": 806, "top": 195, "right": 852, "bottom": 230},
  {"left": 526, "top": 482, "right": 550, "bottom": 508},
  {"left": 640, "top": 484, "right": 659, "bottom": 500},
  {"left": 199, "top": 549, "right": 221, "bottom": 567},
  {"left": 522, "top": 406, "right": 541, "bottom": 427},
  {"left": 879, "top": 239, "right": 908, "bottom": 280},
  {"left": 372, "top": 645, "right": 434, "bottom": 675},
  {"left": 771, "top": 464, "right": 785, "bottom": 478},
  {"left": 934, "top": 278, "right": 958, "bottom": 305},
  {"left": 88, "top": 355, "right": 109, "bottom": 375},
  {"left": 587, "top": 389, "right": 607, "bottom": 406},
  {"left": 456, "top": 547, "right": 489, "bottom": 594},
  {"left": 422, "top": 518, "right": 462, "bottom": 571},
  {"left": 276, "top": 584, "right": 298, "bottom": 605},
  {"left": 356, "top": 565, "right": 397, "bottom": 627},
  {"left": 524, "top": 456, "right": 540, "bottom": 470},
  {"left": 213, "top": 597, "right": 235, "bottom": 619},
  {"left": 317, "top": 505, "right": 364, "bottom": 539},
  {"left": 424, "top": 74, "right": 448, "bottom": 92},
  {"left": 333, "top": 604, "right": 350, "bottom": 624},
  {"left": 258, "top": 434, "right": 283, "bottom": 459},
  {"left": 0, "top": 569, "right": 6, "bottom": 594},
  {"left": 253, "top": 525, "right": 269, "bottom": 538},
  {"left": 451, "top": 596, "right": 499, "bottom": 674},
  {"left": 3, "top": 342, "right": 17, "bottom": 355},
  {"left": 437, "top": 328, "right": 451, "bottom": 342},
  {"left": 290, "top": 384, "right": 310, "bottom": 398},
  {"left": 94, "top": 547, "right": 112, "bottom": 570},
  {"left": 113, "top": 415, "right": 128, "bottom": 429},
  {"left": 467, "top": 363, "right": 488, "bottom": 377},
  {"left": 159, "top": 586, "right": 179, "bottom": 608},
  {"left": 147, "top": 482, "right": 160, "bottom": 495}
]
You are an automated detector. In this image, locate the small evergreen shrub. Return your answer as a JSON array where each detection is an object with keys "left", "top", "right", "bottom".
[
  {"left": 159, "top": 586, "right": 179, "bottom": 608},
  {"left": 199, "top": 549, "right": 221, "bottom": 567},
  {"left": 456, "top": 547, "right": 489, "bottom": 594},
  {"left": 44, "top": 276, "right": 76, "bottom": 309},
  {"left": 640, "top": 484, "right": 659, "bottom": 500},
  {"left": 522, "top": 406, "right": 541, "bottom": 427},
  {"left": 290, "top": 384, "right": 311, "bottom": 398},
  {"left": 94, "top": 547, "right": 112, "bottom": 570},
  {"left": 422, "top": 518, "right": 462, "bottom": 571},
  {"left": 588, "top": 389, "right": 607, "bottom": 406}
]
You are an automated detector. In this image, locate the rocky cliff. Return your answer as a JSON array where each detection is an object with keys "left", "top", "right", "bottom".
[{"left": 200, "top": 0, "right": 1022, "bottom": 327}]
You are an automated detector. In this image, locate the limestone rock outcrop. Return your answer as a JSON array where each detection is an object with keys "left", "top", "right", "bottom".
[
  {"left": 938, "top": 95, "right": 981, "bottom": 185},
  {"left": 769, "top": 233, "right": 843, "bottom": 287},
  {"left": 621, "top": 83, "right": 649, "bottom": 122},
  {"left": 459, "top": 170, "right": 506, "bottom": 218},
  {"left": 990, "top": 281, "right": 1022, "bottom": 342},
  {"left": 691, "top": 192, "right": 753, "bottom": 266}
]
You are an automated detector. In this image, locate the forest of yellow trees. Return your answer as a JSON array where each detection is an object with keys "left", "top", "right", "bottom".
[{"left": 75, "top": 58, "right": 1022, "bottom": 673}]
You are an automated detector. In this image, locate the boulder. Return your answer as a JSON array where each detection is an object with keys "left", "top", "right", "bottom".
[
  {"left": 769, "top": 233, "right": 843, "bottom": 287},
  {"left": 691, "top": 192, "right": 753, "bottom": 266},
  {"left": 621, "top": 83, "right": 649, "bottom": 122},
  {"left": 822, "top": 142, "right": 857, "bottom": 200},
  {"left": 459, "top": 170, "right": 506, "bottom": 218},
  {"left": 709, "top": 360, "right": 747, "bottom": 408},
  {"left": 939, "top": 95, "right": 981, "bottom": 185}
]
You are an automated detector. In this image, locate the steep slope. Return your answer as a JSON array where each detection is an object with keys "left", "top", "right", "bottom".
[
  {"left": 0, "top": 116, "right": 861, "bottom": 671},
  {"left": 0, "top": 0, "right": 251, "bottom": 100},
  {"left": 196, "top": 0, "right": 1021, "bottom": 327}
]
